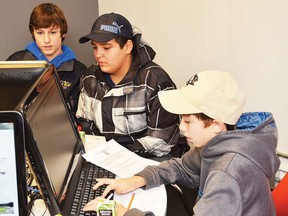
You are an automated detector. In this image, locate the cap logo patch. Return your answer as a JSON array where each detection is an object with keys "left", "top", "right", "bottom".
[
  {"left": 100, "top": 21, "right": 123, "bottom": 34},
  {"left": 186, "top": 74, "right": 198, "bottom": 86}
]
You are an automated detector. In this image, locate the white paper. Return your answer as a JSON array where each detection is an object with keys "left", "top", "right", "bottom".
[
  {"left": 82, "top": 139, "right": 159, "bottom": 178},
  {"left": 83, "top": 135, "right": 106, "bottom": 152},
  {"left": 114, "top": 185, "right": 167, "bottom": 216}
]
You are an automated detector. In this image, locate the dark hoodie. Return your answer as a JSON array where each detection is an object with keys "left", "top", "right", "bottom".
[
  {"left": 6, "top": 42, "right": 87, "bottom": 117},
  {"left": 132, "top": 112, "right": 280, "bottom": 216}
]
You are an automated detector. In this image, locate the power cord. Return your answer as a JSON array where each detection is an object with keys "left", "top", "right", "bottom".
[{"left": 26, "top": 157, "right": 46, "bottom": 215}]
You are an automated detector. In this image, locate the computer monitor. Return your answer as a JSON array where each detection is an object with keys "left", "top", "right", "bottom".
[
  {"left": 0, "top": 111, "right": 28, "bottom": 216},
  {"left": 22, "top": 63, "right": 82, "bottom": 215},
  {"left": 0, "top": 61, "right": 49, "bottom": 111}
]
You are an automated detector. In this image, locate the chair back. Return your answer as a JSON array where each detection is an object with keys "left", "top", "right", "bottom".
[{"left": 272, "top": 173, "right": 288, "bottom": 216}]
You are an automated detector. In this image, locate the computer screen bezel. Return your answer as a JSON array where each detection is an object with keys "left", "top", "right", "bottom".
[
  {"left": 0, "top": 61, "right": 49, "bottom": 111},
  {"left": 0, "top": 110, "right": 28, "bottom": 216}
]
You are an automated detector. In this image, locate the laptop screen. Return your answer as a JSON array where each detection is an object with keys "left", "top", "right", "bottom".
[
  {"left": 23, "top": 66, "right": 81, "bottom": 203},
  {"left": 0, "top": 111, "right": 28, "bottom": 216}
]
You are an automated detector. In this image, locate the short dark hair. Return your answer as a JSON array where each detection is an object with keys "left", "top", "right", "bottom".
[
  {"left": 29, "top": 3, "right": 68, "bottom": 41},
  {"left": 194, "top": 113, "right": 235, "bottom": 130},
  {"left": 114, "top": 36, "right": 129, "bottom": 48},
  {"left": 114, "top": 36, "right": 136, "bottom": 55}
]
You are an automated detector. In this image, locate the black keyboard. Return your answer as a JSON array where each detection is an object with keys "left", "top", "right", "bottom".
[{"left": 70, "top": 162, "right": 115, "bottom": 216}]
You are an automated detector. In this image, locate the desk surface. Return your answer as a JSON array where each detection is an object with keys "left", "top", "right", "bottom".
[
  {"left": 30, "top": 135, "right": 167, "bottom": 216},
  {"left": 31, "top": 185, "right": 167, "bottom": 216},
  {"left": 115, "top": 185, "right": 167, "bottom": 216}
]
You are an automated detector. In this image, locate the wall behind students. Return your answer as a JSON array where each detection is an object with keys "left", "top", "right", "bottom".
[
  {"left": 0, "top": 0, "right": 97, "bottom": 66},
  {"left": 98, "top": 0, "right": 288, "bottom": 165},
  {"left": 1, "top": 1, "right": 287, "bottom": 171}
]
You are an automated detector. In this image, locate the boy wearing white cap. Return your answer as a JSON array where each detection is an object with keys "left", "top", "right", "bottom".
[{"left": 84, "top": 70, "right": 280, "bottom": 216}]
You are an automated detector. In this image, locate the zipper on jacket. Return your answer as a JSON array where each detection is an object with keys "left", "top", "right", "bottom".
[{"left": 123, "top": 110, "right": 146, "bottom": 119}]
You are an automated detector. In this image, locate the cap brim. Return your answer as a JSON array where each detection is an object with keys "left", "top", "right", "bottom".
[
  {"left": 158, "top": 89, "right": 202, "bottom": 115},
  {"left": 79, "top": 33, "right": 117, "bottom": 44}
]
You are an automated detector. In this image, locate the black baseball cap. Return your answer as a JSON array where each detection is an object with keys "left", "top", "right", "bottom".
[{"left": 79, "top": 12, "right": 133, "bottom": 43}]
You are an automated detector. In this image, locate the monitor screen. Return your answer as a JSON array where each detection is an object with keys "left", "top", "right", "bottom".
[
  {"left": 23, "top": 66, "right": 81, "bottom": 201},
  {"left": 0, "top": 61, "right": 48, "bottom": 111},
  {"left": 0, "top": 111, "right": 27, "bottom": 216}
]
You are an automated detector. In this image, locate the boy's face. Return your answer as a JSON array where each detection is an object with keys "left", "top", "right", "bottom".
[
  {"left": 179, "top": 114, "right": 218, "bottom": 148},
  {"left": 91, "top": 39, "right": 132, "bottom": 79},
  {"left": 33, "top": 26, "right": 64, "bottom": 61}
]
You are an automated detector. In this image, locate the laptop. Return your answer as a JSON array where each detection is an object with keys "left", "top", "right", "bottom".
[
  {"left": 21, "top": 63, "right": 115, "bottom": 215},
  {"left": 0, "top": 111, "right": 28, "bottom": 216}
]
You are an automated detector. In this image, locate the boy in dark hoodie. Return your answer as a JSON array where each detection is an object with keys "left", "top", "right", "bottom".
[
  {"left": 77, "top": 13, "right": 180, "bottom": 158},
  {"left": 6, "top": 3, "right": 87, "bottom": 118}
]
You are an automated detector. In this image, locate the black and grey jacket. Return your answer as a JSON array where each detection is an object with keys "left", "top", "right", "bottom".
[
  {"left": 6, "top": 50, "right": 87, "bottom": 117},
  {"left": 76, "top": 31, "right": 180, "bottom": 157}
]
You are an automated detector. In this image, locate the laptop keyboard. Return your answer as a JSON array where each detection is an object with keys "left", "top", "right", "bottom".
[{"left": 70, "top": 162, "right": 115, "bottom": 216}]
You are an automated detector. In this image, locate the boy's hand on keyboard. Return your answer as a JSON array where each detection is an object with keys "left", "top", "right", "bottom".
[
  {"left": 93, "top": 176, "right": 146, "bottom": 197},
  {"left": 83, "top": 197, "right": 101, "bottom": 212}
]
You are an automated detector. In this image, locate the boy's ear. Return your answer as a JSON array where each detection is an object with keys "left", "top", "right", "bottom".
[
  {"left": 125, "top": 39, "right": 133, "bottom": 53},
  {"left": 213, "top": 120, "right": 226, "bottom": 134},
  {"left": 61, "top": 34, "right": 66, "bottom": 42}
]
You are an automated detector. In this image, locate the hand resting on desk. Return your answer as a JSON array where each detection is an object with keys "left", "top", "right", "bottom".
[{"left": 83, "top": 176, "right": 146, "bottom": 216}]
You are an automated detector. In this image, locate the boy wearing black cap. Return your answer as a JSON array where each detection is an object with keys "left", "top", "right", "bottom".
[
  {"left": 84, "top": 71, "right": 280, "bottom": 216},
  {"left": 7, "top": 3, "right": 87, "bottom": 117},
  {"left": 77, "top": 13, "right": 179, "bottom": 158}
]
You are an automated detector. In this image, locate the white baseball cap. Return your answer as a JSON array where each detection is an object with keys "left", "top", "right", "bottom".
[{"left": 158, "top": 71, "right": 245, "bottom": 125}]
